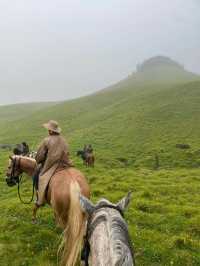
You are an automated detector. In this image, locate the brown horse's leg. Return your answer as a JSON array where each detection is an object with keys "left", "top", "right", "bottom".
[
  {"left": 89, "top": 158, "right": 93, "bottom": 167},
  {"left": 32, "top": 203, "right": 40, "bottom": 223}
]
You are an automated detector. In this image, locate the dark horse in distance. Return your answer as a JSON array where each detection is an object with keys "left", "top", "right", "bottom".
[{"left": 77, "top": 150, "right": 95, "bottom": 167}]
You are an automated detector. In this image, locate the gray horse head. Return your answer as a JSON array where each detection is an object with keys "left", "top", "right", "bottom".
[{"left": 79, "top": 192, "right": 134, "bottom": 266}]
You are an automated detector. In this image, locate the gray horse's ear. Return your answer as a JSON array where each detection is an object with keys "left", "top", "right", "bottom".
[
  {"left": 79, "top": 194, "right": 95, "bottom": 215},
  {"left": 117, "top": 191, "right": 132, "bottom": 212}
]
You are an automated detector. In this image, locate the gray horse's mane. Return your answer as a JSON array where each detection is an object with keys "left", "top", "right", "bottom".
[
  {"left": 88, "top": 199, "right": 134, "bottom": 266},
  {"left": 111, "top": 215, "right": 134, "bottom": 265}
]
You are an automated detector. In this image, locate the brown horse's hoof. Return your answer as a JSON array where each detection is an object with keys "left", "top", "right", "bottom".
[{"left": 32, "top": 219, "right": 37, "bottom": 224}]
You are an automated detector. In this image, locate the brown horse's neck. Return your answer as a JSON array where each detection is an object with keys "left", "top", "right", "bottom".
[{"left": 19, "top": 156, "right": 37, "bottom": 176}]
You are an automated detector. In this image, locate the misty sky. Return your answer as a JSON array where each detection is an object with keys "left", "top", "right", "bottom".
[{"left": 0, "top": 0, "right": 199, "bottom": 105}]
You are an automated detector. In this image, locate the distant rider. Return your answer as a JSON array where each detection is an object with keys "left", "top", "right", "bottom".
[
  {"left": 83, "top": 144, "right": 93, "bottom": 155},
  {"left": 87, "top": 144, "right": 93, "bottom": 154}
]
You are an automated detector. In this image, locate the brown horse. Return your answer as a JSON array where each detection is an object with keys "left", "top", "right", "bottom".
[
  {"left": 6, "top": 155, "right": 90, "bottom": 266},
  {"left": 77, "top": 150, "right": 95, "bottom": 167},
  {"left": 85, "top": 153, "right": 95, "bottom": 167}
]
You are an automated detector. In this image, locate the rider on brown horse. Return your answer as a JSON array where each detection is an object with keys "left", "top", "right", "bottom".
[
  {"left": 6, "top": 120, "right": 90, "bottom": 265},
  {"left": 83, "top": 144, "right": 93, "bottom": 154},
  {"left": 77, "top": 144, "right": 95, "bottom": 167},
  {"left": 34, "top": 120, "right": 73, "bottom": 207}
]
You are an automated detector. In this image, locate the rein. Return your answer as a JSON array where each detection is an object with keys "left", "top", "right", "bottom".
[
  {"left": 17, "top": 174, "right": 35, "bottom": 204},
  {"left": 12, "top": 157, "right": 35, "bottom": 205}
]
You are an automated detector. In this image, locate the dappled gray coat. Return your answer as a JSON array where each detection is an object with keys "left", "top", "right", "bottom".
[{"left": 35, "top": 134, "right": 71, "bottom": 175}]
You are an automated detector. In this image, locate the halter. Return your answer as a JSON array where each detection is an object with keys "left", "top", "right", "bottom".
[
  {"left": 8, "top": 156, "right": 21, "bottom": 185},
  {"left": 10, "top": 156, "right": 35, "bottom": 204}
]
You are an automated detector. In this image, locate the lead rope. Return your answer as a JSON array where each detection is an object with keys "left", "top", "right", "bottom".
[{"left": 17, "top": 174, "right": 35, "bottom": 204}]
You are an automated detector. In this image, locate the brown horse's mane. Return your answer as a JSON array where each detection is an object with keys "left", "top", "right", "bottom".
[
  {"left": 11, "top": 155, "right": 37, "bottom": 176},
  {"left": 14, "top": 155, "right": 36, "bottom": 163}
]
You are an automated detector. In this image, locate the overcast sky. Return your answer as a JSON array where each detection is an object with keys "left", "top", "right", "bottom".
[{"left": 0, "top": 0, "right": 199, "bottom": 105}]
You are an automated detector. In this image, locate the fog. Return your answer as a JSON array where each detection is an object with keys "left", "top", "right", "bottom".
[{"left": 0, "top": 0, "right": 199, "bottom": 105}]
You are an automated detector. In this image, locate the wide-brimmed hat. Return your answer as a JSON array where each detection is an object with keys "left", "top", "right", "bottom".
[{"left": 43, "top": 120, "right": 61, "bottom": 133}]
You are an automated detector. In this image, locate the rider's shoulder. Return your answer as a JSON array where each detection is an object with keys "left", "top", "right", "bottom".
[
  {"left": 43, "top": 136, "right": 52, "bottom": 144},
  {"left": 46, "top": 134, "right": 62, "bottom": 142}
]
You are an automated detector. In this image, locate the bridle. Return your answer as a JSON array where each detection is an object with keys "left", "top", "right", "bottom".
[
  {"left": 12, "top": 156, "right": 22, "bottom": 177},
  {"left": 6, "top": 156, "right": 35, "bottom": 204},
  {"left": 6, "top": 156, "right": 22, "bottom": 186}
]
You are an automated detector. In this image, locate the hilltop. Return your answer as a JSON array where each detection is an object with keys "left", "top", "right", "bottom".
[{"left": 137, "top": 56, "right": 184, "bottom": 72}]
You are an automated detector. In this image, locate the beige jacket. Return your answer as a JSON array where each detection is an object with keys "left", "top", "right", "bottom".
[{"left": 35, "top": 134, "right": 71, "bottom": 175}]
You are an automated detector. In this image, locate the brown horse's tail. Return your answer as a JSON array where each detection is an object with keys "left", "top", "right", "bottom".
[{"left": 59, "top": 181, "right": 86, "bottom": 266}]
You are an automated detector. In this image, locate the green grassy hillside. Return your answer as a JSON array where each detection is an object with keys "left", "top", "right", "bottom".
[
  {"left": 0, "top": 56, "right": 200, "bottom": 265},
  {"left": 0, "top": 102, "right": 57, "bottom": 123},
  {"left": 0, "top": 57, "right": 199, "bottom": 168}
]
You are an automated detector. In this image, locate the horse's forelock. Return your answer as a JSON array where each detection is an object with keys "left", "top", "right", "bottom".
[
  {"left": 96, "top": 198, "right": 112, "bottom": 206},
  {"left": 10, "top": 155, "right": 20, "bottom": 161}
]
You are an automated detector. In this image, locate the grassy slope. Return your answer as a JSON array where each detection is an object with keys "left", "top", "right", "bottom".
[
  {"left": 0, "top": 63, "right": 200, "bottom": 265},
  {"left": 0, "top": 154, "right": 200, "bottom": 266},
  {"left": 0, "top": 66, "right": 199, "bottom": 168},
  {"left": 0, "top": 102, "right": 57, "bottom": 123}
]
